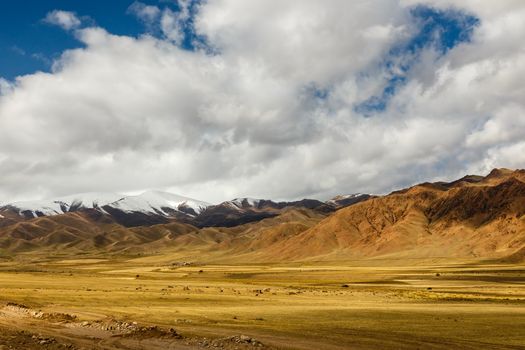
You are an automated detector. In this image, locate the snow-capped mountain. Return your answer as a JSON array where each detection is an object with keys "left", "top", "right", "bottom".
[
  {"left": 108, "top": 191, "right": 210, "bottom": 216},
  {"left": 3, "top": 192, "right": 125, "bottom": 217},
  {"left": 224, "top": 195, "right": 371, "bottom": 212},
  {"left": 227, "top": 198, "right": 263, "bottom": 209},
  {"left": 325, "top": 193, "right": 371, "bottom": 209},
  {"left": 193, "top": 197, "right": 335, "bottom": 227},
  {"left": 0, "top": 191, "right": 211, "bottom": 219},
  {"left": 0, "top": 191, "right": 372, "bottom": 228}
]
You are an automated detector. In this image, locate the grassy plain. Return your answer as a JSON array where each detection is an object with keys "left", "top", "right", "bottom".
[{"left": 0, "top": 253, "right": 524, "bottom": 349}]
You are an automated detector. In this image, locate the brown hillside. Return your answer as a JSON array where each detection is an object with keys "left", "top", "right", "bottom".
[
  {"left": 255, "top": 169, "right": 525, "bottom": 262},
  {"left": 0, "top": 169, "right": 524, "bottom": 263},
  {"left": 0, "top": 209, "right": 199, "bottom": 254}
]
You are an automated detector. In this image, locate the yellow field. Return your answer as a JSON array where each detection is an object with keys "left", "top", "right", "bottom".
[{"left": 0, "top": 254, "right": 524, "bottom": 349}]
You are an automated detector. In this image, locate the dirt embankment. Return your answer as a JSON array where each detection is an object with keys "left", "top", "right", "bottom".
[{"left": 0, "top": 302, "right": 270, "bottom": 350}]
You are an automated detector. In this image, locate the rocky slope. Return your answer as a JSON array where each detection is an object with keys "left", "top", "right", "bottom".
[
  {"left": 0, "top": 169, "right": 523, "bottom": 262},
  {"left": 255, "top": 168, "right": 525, "bottom": 261},
  {"left": 1, "top": 191, "right": 368, "bottom": 228}
]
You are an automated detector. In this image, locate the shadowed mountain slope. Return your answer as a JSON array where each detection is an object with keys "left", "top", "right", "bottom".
[
  {"left": 1, "top": 191, "right": 366, "bottom": 229},
  {"left": 253, "top": 169, "right": 525, "bottom": 261},
  {"left": 0, "top": 169, "right": 524, "bottom": 262}
]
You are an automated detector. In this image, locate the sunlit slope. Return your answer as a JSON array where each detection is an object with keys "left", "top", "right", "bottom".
[
  {"left": 260, "top": 169, "right": 525, "bottom": 261},
  {"left": 0, "top": 169, "right": 524, "bottom": 263}
]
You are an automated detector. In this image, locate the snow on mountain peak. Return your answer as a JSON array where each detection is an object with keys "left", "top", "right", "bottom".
[
  {"left": 5, "top": 192, "right": 124, "bottom": 217},
  {"left": 328, "top": 193, "right": 363, "bottom": 201},
  {"left": 325, "top": 193, "right": 370, "bottom": 208},
  {"left": 229, "top": 198, "right": 263, "bottom": 208},
  {"left": 2, "top": 191, "right": 211, "bottom": 218},
  {"left": 105, "top": 190, "right": 211, "bottom": 216}
]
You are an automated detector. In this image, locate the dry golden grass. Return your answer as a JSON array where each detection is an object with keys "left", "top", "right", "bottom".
[{"left": 0, "top": 254, "right": 524, "bottom": 349}]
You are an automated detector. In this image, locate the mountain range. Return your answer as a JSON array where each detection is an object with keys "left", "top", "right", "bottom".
[
  {"left": 0, "top": 191, "right": 370, "bottom": 227},
  {"left": 0, "top": 168, "right": 524, "bottom": 263}
]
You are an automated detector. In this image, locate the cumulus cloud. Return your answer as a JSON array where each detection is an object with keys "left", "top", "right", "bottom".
[
  {"left": 43, "top": 10, "right": 82, "bottom": 30},
  {"left": 129, "top": 1, "right": 198, "bottom": 47},
  {"left": 1, "top": 1, "right": 525, "bottom": 204},
  {"left": 127, "top": 1, "right": 161, "bottom": 31},
  {"left": 0, "top": 78, "right": 13, "bottom": 95}
]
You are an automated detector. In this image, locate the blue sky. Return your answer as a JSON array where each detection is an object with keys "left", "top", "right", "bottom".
[
  {"left": 355, "top": 5, "right": 480, "bottom": 114},
  {"left": 0, "top": 1, "right": 156, "bottom": 80},
  {"left": 0, "top": 1, "right": 524, "bottom": 203},
  {"left": 0, "top": 0, "right": 480, "bottom": 89},
  {"left": 0, "top": 1, "right": 209, "bottom": 80}
]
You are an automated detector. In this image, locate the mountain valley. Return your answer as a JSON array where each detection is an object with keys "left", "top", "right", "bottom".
[
  {"left": 1, "top": 169, "right": 524, "bottom": 350},
  {"left": 0, "top": 169, "right": 523, "bottom": 263}
]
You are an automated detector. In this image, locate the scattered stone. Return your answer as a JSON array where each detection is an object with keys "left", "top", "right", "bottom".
[
  {"left": 4, "top": 302, "right": 76, "bottom": 322},
  {"left": 5, "top": 302, "right": 29, "bottom": 310},
  {"left": 175, "top": 318, "right": 192, "bottom": 323},
  {"left": 31, "top": 334, "right": 56, "bottom": 346},
  {"left": 213, "top": 335, "right": 265, "bottom": 348},
  {"left": 123, "top": 325, "right": 182, "bottom": 339}
]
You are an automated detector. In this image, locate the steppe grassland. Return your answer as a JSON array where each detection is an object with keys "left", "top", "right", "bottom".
[{"left": 0, "top": 254, "right": 524, "bottom": 349}]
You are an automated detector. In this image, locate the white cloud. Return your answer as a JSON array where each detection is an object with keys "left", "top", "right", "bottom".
[
  {"left": 470, "top": 141, "right": 525, "bottom": 175},
  {"left": 1, "top": 1, "right": 525, "bottom": 203},
  {"left": 0, "top": 78, "right": 13, "bottom": 95},
  {"left": 44, "top": 10, "right": 82, "bottom": 30},
  {"left": 127, "top": 2, "right": 161, "bottom": 28},
  {"left": 128, "top": 1, "right": 194, "bottom": 46}
]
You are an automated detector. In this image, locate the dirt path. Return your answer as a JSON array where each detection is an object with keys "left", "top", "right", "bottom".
[{"left": 0, "top": 303, "right": 270, "bottom": 350}]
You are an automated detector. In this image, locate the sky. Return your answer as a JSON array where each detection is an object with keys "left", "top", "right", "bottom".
[{"left": 1, "top": 0, "right": 525, "bottom": 204}]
